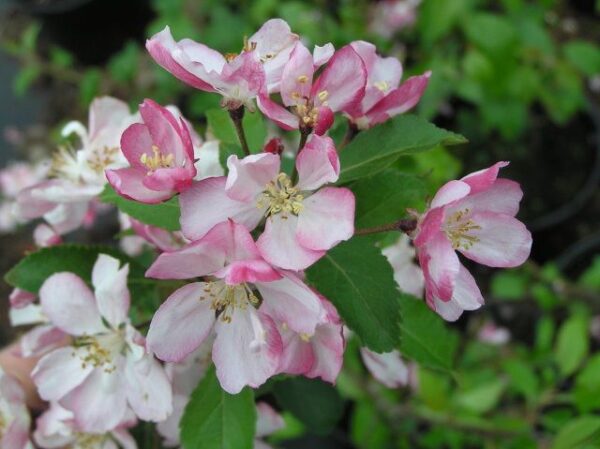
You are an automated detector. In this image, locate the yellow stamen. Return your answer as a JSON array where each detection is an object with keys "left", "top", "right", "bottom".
[
  {"left": 257, "top": 173, "right": 304, "bottom": 218},
  {"left": 374, "top": 80, "right": 390, "bottom": 92},
  {"left": 297, "top": 75, "right": 308, "bottom": 83},
  {"left": 444, "top": 208, "right": 482, "bottom": 250},
  {"left": 140, "top": 145, "right": 175, "bottom": 172}
]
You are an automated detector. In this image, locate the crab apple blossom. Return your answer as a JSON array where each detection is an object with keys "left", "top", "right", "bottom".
[
  {"left": 179, "top": 135, "right": 355, "bottom": 270},
  {"left": 344, "top": 41, "right": 430, "bottom": 130},
  {"left": 369, "top": 0, "right": 421, "bottom": 38},
  {"left": 360, "top": 348, "right": 416, "bottom": 389},
  {"left": 0, "top": 368, "right": 34, "bottom": 449},
  {"left": 34, "top": 402, "right": 137, "bottom": 449},
  {"left": 277, "top": 296, "right": 345, "bottom": 384},
  {"left": 382, "top": 234, "right": 425, "bottom": 298},
  {"left": 146, "top": 220, "right": 325, "bottom": 393},
  {"left": 32, "top": 254, "right": 172, "bottom": 432},
  {"left": 106, "top": 99, "right": 197, "bottom": 204},
  {"left": 257, "top": 43, "right": 366, "bottom": 135},
  {"left": 413, "top": 162, "right": 532, "bottom": 321},
  {"left": 16, "top": 97, "right": 136, "bottom": 235}
]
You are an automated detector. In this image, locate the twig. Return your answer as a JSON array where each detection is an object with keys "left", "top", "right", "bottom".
[
  {"left": 354, "top": 218, "right": 417, "bottom": 236},
  {"left": 290, "top": 128, "right": 311, "bottom": 184},
  {"left": 229, "top": 106, "right": 251, "bottom": 156},
  {"left": 339, "top": 122, "right": 359, "bottom": 150}
]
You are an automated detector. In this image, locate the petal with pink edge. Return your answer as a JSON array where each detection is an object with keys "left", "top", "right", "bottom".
[
  {"left": 255, "top": 271, "right": 324, "bottom": 335},
  {"left": 257, "top": 214, "right": 325, "bottom": 270},
  {"left": 89, "top": 97, "right": 131, "bottom": 141},
  {"left": 430, "top": 180, "right": 470, "bottom": 209},
  {"left": 40, "top": 272, "right": 105, "bottom": 336},
  {"left": 179, "top": 177, "right": 264, "bottom": 241},
  {"left": 460, "top": 161, "right": 509, "bottom": 194},
  {"left": 32, "top": 347, "right": 94, "bottom": 401},
  {"left": 106, "top": 168, "right": 176, "bottom": 204},
  {"left": 419, "top": 231, "right": 459, "bottom": 302},
  {"left": 360, "top": 348, "right": 409, "bottom": 388},
  {"left": 296, "top": 135, "right": 339, "bottom": 190},
  {"left": 257, "top": 94, "right": 299, "bottom": 130},
  {"left": 451, "top": 179, "right": 523, "bottom": 217},
  {"left": 458, "top": 211, "right": 532, "bottom": 268},
  {"left": 92, "top": 254, "right": 130, "bottom": 328},
  {"left": 277, "top": 330, "right": 314, "bottom": 376},
  {"left": 20, "top": 325, "right": 66, "bottom": 358},
  {"left": 296, "top": 187, "right": 355, "bottom": 251},
  {"left": 280, "top": 43, "right": 314, "bottom": 107},
  {"left": 225, "top": 153, "right": 280, "bottom": 203},
  {"left": 306, "top": 322, "right": 344, "bottom": 383},
  {"left": 147, "top": 283, "right": 216, "bottom": 362},
  {"left": 120, "top": 123, "right": 153, "bottom": 169},
  {"left": 213, "top": 309, "right": 282, "bottom": 394}
]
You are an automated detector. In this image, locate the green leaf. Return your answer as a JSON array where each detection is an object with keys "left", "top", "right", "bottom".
[
  {"left": 398, "top": 295, "right": 458, "bottom": 373},
  {"left": 107, "top": 41, "right": 140, "bottom": 83},
  {"left": 503, "top": 359, "right": 539, "bottom": 402},
  {"left": 100, "top": 185, "right": 180, "bottom": 231},
  {"left": 455, "top": 379, "right": 505, "bottom": 414},
  {"left": 181, "top": 367, "right": 256, "bottom": 449},
  {"left": 4, "top": 244, "right": 156, "bottom": 305},
  {"left": 49, "top": 46, "right": 74, "bottom": 68},
  {"left": 13, "top": 65, "right": 41, "bottom": 96},
  {"left": 555, "top": 314, "right": 589, "bottom": 377},
  {"left": 338, "top": 115, "right": 466, "bottom": 184},
  {"left": 273, "top": 377, "right": 345, "bottom": 435},
  {"left": 563, "top": 40, "right": 600, "bottom": 76},
  {"left": 206, "top": 108, "right": 266, "bottom": 153},
  {"left": 574, "top": 354, "right": 600, "bottom": 412},
  {"left": 551, "top": 416, "right": 600, "bottom": 449},
  {"left": 79, "top": 69, "right": 102, "bottom": 107},
  {"left": 352, "top": 170, "right": 426, "bottom": 228},
  {"left": 306, "top": 238, "right": 401, "bottom": 352},
  {"left": 351, "top": 401, "right": 392, "bottom": 449},
  {"left": 463, "top": 13, "right": 518, "bottom": 57}
]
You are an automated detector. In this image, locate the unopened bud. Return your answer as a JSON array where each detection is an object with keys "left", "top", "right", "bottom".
[{"left": 263, "top": 137, "right": 284, "bottom": 155}]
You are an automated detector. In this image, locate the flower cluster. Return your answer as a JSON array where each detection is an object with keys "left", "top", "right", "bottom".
[{"left": 1, "top": 16, "right": 532, "bottom": 448}]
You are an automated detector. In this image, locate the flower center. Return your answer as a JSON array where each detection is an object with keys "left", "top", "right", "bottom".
[
  {"left": 49, "top": 147, "right": 81, "bottom": 181},
  {"left": 70, "top": 432, "right": 106, "bottom": 449},
  {"left": 373, "top": 80, "right": 390, "bottom": 92},
  {"left": 257, "top": 173, "right": 304, "bottom": 218},
  {"left": 140, "top": 145, "right": 174, "bottom": 173},
  {"left": 200, "top": 281, "right": 260, "bottom": 323},
  {"left": 443, "top": 208, "right": 482, "bottom": 250},
  {"left": 72, "top": 333, "right": 123, "bottom": 373},
  {"left": 87, "top": 146, "right": 119, "bottom": 174}
]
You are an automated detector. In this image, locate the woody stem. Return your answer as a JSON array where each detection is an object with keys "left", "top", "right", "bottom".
[
  {"left": 229, "top": 106, "right": 251, "bottom": 156},
  {"left": 291, "top": 127, "right": 311, "bottom": 184},
  {"left": 354, "top": 218, "right": 418, "bottom": 236}
]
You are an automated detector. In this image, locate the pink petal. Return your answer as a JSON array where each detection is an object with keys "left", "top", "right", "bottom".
[
  {"left": 180, "top": 177, "right": 263, "bottom": 241},
  {"left": 313, "top": 106, "right": 334, "bottom": 136},
  {"left": 145, "top": 239, "right": 226, "bottom": 279},
  {"left": 120, "top": 123, "right": 153, "bottom": 169},
  {"left": 460, "top": 161, "right": 509, "bottom": 194},
  {"left": 360, "top": 348, "right": 409, "bottom": 388},
  {"left": 60, "top": 364, "right": 128, "bottom": 433},
  {"left": 257, "top": 94, "right": 299, "bottom": 130},
  {"left": 452, "top": 179, "right": 523, "bottom": 217},
  {"left": 15, "top": 181, "right": 60, "bottom": 219},
  {"left": 147, "top": 283, "right": 216, "bottom": 362},
  {"left": 9, "top": 288, "right": 36, "bottom": 309},
  {"left": 33, "top": 223, "right": 61, "bottom": 247},
  {"left": 414, "top": 207, "right": 445, "bottom": 247},
  {"left": 296, "top": 135, "right": 340, "bottom": 191},
  {"left": 146, "top": 27, "right": 218, "bottom": 91},
  {"left": 458, "top": 211, "right": 532, "bottom": 268},
  {"left": 32, "top": 347, "right": 94, "bottom": 401},
  {"left": 106, "top": 168, "right": 176, "bottom": 204},
  {"left": 419, "top": 231, "right": 459, "bottom": 302},
  {"left": 305, "top": 320, "right": 344, "bottom": 383},
  {"left": 313, "top": 43, "right": 335, "bottom": 67},
  {"left": 124, "top": 354, "right": 173, "bottom": 422},
  {"left": 430, "top": 180, "right": 471, "bottom": 209},
  {"left": 277, "top": 330, "right": 315, "bottom": 376},
  {"left": 89, "top": 97, "right": 132, "bottom": 141},
  {"left": 225, "top": 153, "right": 280, "bottom": 203},
  {"left": 92, "top": 254, "right": 130, "bottom": 328},
  {"left": 296, "top": 187, "right": 355, "bottom": 251},
  {"left": 40, "top": 272, "right": 105, "bottom": 336},
  {"left": 20, "top": 324, "right": 66, "bottom": 358},
  {"left": 311, "top": 45, "right": 367, "bottom": 112},
  {"left": 141, "top": 166, "right": 194, "bottom": 193},
  {"left": 257, "top": 214, "right": 325, "bottom": 270},
  {"left": 215, "top": 259, "right": 282, "bottom": 285},
  {"left": 217, "top": 51, "right": 265, "bottom": 100},
  {"left": 255, "top": 271, "right": 324, "bottom": 335},
  {"left": 256, "top": 402, "right": 285, "bottom": 437},
  {"left": 428, "top": 264, "right": 483, "bottom": 322},
  {"left": 280, "top": 43, "right": 314, "bottom": 107},
  {"left": 212, "top": 309, "right": 282, "bottom": 394}
]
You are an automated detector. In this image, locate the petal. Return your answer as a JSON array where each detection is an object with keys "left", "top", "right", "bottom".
[
  {"left": 430, "top": 180, "right": 471, "bottom": 209},
  {"left": 296, "top": 187, "right": 355, "bottom": 251},
  {"left": 256, "top": 402, "right": 285, "bottom": 437},
  {"left": 460, "top": 161, "right": 509, "bottom": 194},
  {"left": 212, "top": 309, "right": 282, "bottom": 394},
  {"left": 452, "top": 264, "right": 484, "bottom": 311},
  {"left": 277, "top": 330, "right": 315, "bottom": 376},
  {"left": 146, "top": 26, "right": 218, "bottom": 91},
  {"left": 120, "top": 123, "right": 153, "bottom": 169},
  {"left": 365, "top": 72, "right": 431, "bottom": 125},
  {"left": 40, "top": 272, "right": 105, "bottom": 336},
  {"left": 60, "top": 364, "right": 128, "bottom": 433},
  {"left": 257, "top": 214, "right": 325, "bottom": 270},
  {"left": 305, "top": 321, "right": 344, "bottom": 383},
  {"left": 32, "top": 347, "right": 94, "bottom": 401},
  {"left": 256, "top": 271, "right": 324, "bottom": 335},
  {"left": 15, "top": 181, "right": 60, "bottom": 220},
  {"left": 458, "top": 212, "right": 532, "bottom": 267},
  {"left": 311, "top": 45, "right": 367, "bottom": 112},
  {"left": 280, "top": 43, "right": 314, "bottom": 107},
  {"left": 296, "top": 135, "right": 340, "bottom": 191},
  {"left": 360, "top": 349, "right": 409, "bottom": 388},
  {"left": 145, "top": 239, "right": 226, "bottom": 279},
  {"left": 180, "top": 177, "right": 263, "bottom": 241},
  {"left": 413, "top": 207, "right": 445, "bottom": 247},
  {"left": 217, "top": 51, "right": 265, "bottom": 100},
  {"left": 225, "top": 153, "right": 280, "bottom": 203},
  {"left": 92, "top": 254, "right": 130, "bottom": 328},
  {"left": 89, "top": 97, "right": 131, "bottom": 141},
  {"left": 106, "top": 168, "right": 176, "bottom": 204},
  {"left": 9, "top": 288, "right": 36, "bottom": 309},
  {"left": 419, "top": 231, "right": 459, "bottom": 302},
  {"left": 125, "top": 354, "right": 173, "bottom": 422},
  {"left": 147, "top": 283, "right": 216, "bottom": 362},
  {"left": 9, "top": 304, "right": 45, "bottom": 326},
  {"left": 452, "top": 179, "right": 523, "bottom": 217},
  {"left": 142, "top": 166, "right": 194, "bottom": 193},
  {"left": 313, "top": 43, "right": 335, "bottom": 67},
  {"left": 256, "top": 94, "right": 299, "bottom": 130},
  {"left": 313, "top": 105, "right": 334, "bottom": 135},
  {"left": 43, "top": 201, "right": 90, "bottom": 235},
  {"left": 20, "top": 325, "right": 66, "bottom": 358},
  {"left": 215, "top": 259, "right": 282, "bottom": 285}
]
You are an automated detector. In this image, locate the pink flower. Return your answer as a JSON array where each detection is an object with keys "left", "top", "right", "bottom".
[
  {"left": 369, "top": 0, "right": 421, "bottom": 38},
  {"left": 106, "top": 100, "right": 197, "bottom": 204},
  {"left": 32, "top": 254, "right": 172, "bottom": 432},
  {"left": 344, "top": 41, "right": 430, "bottom": 130},
  {"left": 278, "top": 296, "right": 345, "bottom": 384},
  {"left": 146, "top": 220, "right": 325, "bottom": 393},
  {"left": 360, "top": 348, "right": 416, "bottom": 389},
  {"left": 413, "top": 162, "right": 532, "bottom": 321},
  {"left": 257, "top": 43, "right": 366, "bottom": 135},
  {"left": 0, "top": 368, "right": 34, "bottom": 449},
  {"left": 146, "top": 27, "right": 266, "bottom": 110},
  {"left": 254, "top": 402, "right": 285, "bottom": 449},
  {"left": 34, "top": 402, "right": 137, "bottom": 449},
  {"left": 477, "top": 321, "right": 510, "bottom": 345},
  {"left": 179, "top": 135, "right": 355, "bottom": 270},
  {"left": 16, "top": 97, "right": 136, "bottom": 235},
  {"left": 382, "top": 234, "right": 425, "bottom": 298}
]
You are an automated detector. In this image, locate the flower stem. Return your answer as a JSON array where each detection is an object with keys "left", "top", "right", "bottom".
[
  {"left": 354, "top": 218, "right": 417, "bottom": 236},
  {"left": 339, "top": 122, "right": 360, "bottom": 151},
  {"left": 291, "top": 128, "right": 311, "bottom": 184},
  {"left": 229, "top": 106, "right": 251, "bottom": 156}
]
